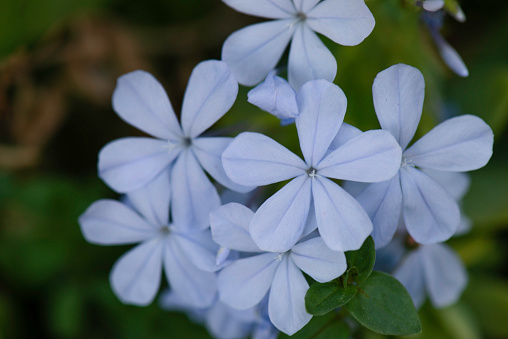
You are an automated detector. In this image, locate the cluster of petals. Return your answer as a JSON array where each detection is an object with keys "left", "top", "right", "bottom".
[
  {"left": 210, "top": 202, "right": 347, "bottom": 335},
  {"left": 221, "top": 0, "right": 375, "bottom": 88},
  {"left": 223, "top": 79, "right": 402, "bottom": 252},
  {"left": 344, "top": 63, "right": 493, "bottom": 248},
  {"left": 79, "top": 171, "right": 220, "bottom": 307},
  {"left": 97, "top": 60, "right": 252, "bottom": 229}
]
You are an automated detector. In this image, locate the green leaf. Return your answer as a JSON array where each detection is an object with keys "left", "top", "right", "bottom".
[
  {"left": 346, "top": 271, "right": 421, "bottom": 335},
  {"left": 278, "top": 312, "right": 349, "bottom": 339},
  {"left": 345, "top": 236, "right": 375, "bottom": 284},
  {"left": 305, "top": 281, "right": 358, "bottom": 316}
]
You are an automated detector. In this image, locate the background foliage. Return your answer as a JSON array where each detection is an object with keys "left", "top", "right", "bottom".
[{"left": 0, "top": 0, "right": 507, "bottom": 337}]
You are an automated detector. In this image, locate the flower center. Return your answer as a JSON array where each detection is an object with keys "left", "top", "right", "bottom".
[
  {"left": 274, "top": 253, "right": 284, "bottom": 262},
  {"left": 296, "top": 11, "right": 306, "bottom": 21},
  {"left": 400, "top": 157, "right": 414, "bottom": 169},
  {"left": 182, "top": 137, "right": 192, "bottom": 148},
  {"left": 307, "top": 167, "right": 317, "bottom": 178},
  {"left": 159, "top": 225, "right": 171, "bottom": 236}
]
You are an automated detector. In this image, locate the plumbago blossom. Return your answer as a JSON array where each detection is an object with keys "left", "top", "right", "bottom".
[
  {"left": 97, "top": 60, "right": 252, "bottom": 229},
  {"left": 210, "top": 202, "right": 347, "bottom": 335},
  {"left": 221, "top": 0, "right": 375, "bottom": 88},
  {"left": 344, "top": 63, "right": 493, "bottom": 248},
  {"left": 222, "top": 79, "right": 402, "bottom": 253},
  {"left": 78, "top": 171, "right": 220, "bottom": 307}
]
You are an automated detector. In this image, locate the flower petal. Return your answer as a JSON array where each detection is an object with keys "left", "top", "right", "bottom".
[
  {"left": 164, "top": 238, "right": 217, "bottom": 308},
  {"left": 222, "top": 132, "right": 307, "bottom": 186},
  {"left": 125, "top": 168, "right": 171, "bottom": 227},
  {"left": 210, "top": 203, "right": 261, "bottom": 252},
  {"left": 288, "top": 24, "right": 337, "bottom": 89},
  {"left": 306, "top": 0, "right": 375, "bottom": 46},
  {"left": 112, "top": 70, "right": 182, "bottom": 140},
  {"left": 294, "top": 0, "right": 320, "bottom": 13},
  {"left": 110, "top": 238, "right": 163, "bottom": 306},
  {"left": 98, "top": 137, "right": 179, "bottom": 193},
  {"left": 268, "top": 255, "right": 311, "bottom": 335},
  {"left": 79, "top": 199, "right": 158, "bottom": 245},
  {"left": 205, "top": 302, "right": 257, "bottom": 339},
  {"left": 393, "top": 250, "right": 426, "bottom": 309},
  {"left": 247, "top": 71, "right": 299, "bottom": 120},
  {"left": 173, "top": 229, "right": 221, "bottom": 272},
  {"left": 432, "top": 32, "right": 468, "bottom": 77},
  {"left": 421, "top": 0, "right": 445, "bottom": 12},
  {"left": 295, "top": 79, "right": 346, "bottom": 166},
  {"left": 327, "top": 122, "right": 363, "bottom": 152},
  {"left": 313, "top": 176, "right": 372, "bottom": 252},
  {"left": 422, "top": 169, "right": 470, "bottom": 201},
  {"left": 192, "top": 137, "right": 254, "bottom": 193},
  {"left": 222, "top": 20, "right": 295, "bottom": 86},
  {"left": 400, "top": 166, "right": 460, "bottom": 244},
  {"left": 171, "top": 149, "right": 221, "bottom": 229},
  {"left": 372, "top": 64, "right": 425, "bottom": 150},
  {"left": 317, "top": 130, "right": 402, "bottom": 182},
  {"left": 250, "top": 175, "right": 312, "bottom": 252},
  {"left": 291, "top": 237, "right": 347, "bottom": 283},
  {"left": 218, "top": 253, "right": 280, "bottom": 310},
  {"left": 222, "top": 0, "right": 296, "bottom": 19},
  {"left": 421, "top": 244, "right": 468, "bottom": 308},
  {"left": 404, "top": 115, "right": 493, "bottom": 172},
  {"left": 352, "top": 175, "right": 403, "bottom": 249},
  {"left": 181, "top": 60, "right": 238, "bottom": 138}
]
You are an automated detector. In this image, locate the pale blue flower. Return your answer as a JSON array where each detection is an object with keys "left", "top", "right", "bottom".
[
  {"left": 344, "top": 64, "right": 493, "bottom": 248},
  {"left": 394, "top": 243, "right": 468, "bottom": 309},
  {"left": 223, "top": 79, "right": 402, "bottom": 252},
  {"left": 221, "top": 0, "right": 375, "bottom": 88},
  {"left": 79, "top": 171, "right": 220, "bottom": 307},
  {"left": 98, "top": 60, "right": 252, "bottom": 229},
  {"left": 211, "top": 202, "right": 347, "bottom": 335}
]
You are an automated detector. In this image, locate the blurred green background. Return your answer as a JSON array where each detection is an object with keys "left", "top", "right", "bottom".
[{"left": 0, "top": 0, "right": 507, "bottom": 338}]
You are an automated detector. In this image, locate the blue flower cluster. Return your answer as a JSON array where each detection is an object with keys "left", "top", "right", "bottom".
[{"left": 79, "top": 0, "right": 493, "bottom": 337}]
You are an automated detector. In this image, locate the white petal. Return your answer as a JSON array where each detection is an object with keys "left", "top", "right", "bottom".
[
  {"left": 181, "top": 60, "right": 238, "bottom": 138},
  {"left": 173, "top": 229, "right": 221, "bottom": 272},
  {"left": 327, "top": 122, "right": 363, "bottom": 152},
  {"left": 125, "top": 168, "right": 171, "bottom": 227},
  {"left": 170, "top": 149, "right": 221, "bottom": 229},
  {"left": 306, "top": 0, "right": 375, "bottom": 46},
  {"left": 250, "top": 175, "right": 312, "bottom": 252},
  {"left": 400, "top": 166, "right": 460, "bottom": 244},
  {"left": 79, "top": 199, "right": 158, "bottom": 245},
  {"left": 112, "top": 70, "right": 182, "bottom": 140},
  {"left": 432, "top": 32, "right": 468, "bottom": 77},
  {"left": 98, "top": 137, "right": 179, "bottom": 193},
  {"left": 422, "top": 169, "right": 470, "bottom": 201},
  {"left": 354, "top": 175, "right": 403, "bottom": 249},
  {"left": 268, "top": 255, "right": 311, "bottom": 335},
  {"left": 164, "top": 238, "right": 217, "bottom": 308},
  {"left": 247, "top": 71, "right": 299, "bottom": 120},
  {"left": 295, "top": 79, "right": 346, "bottom": 166},
  {"left": 404, "top": 115, "right": 493, "bottom": 171},
  {"left": 192, "top": 137, "right": 254, "bottom": 193},
  {"left": 421, "top": 244, "right": 468, "bottom": 308},
  {"left": 218, "top": 253, "right": 280, "bottom": 310},
  {"left": 288, "top": 24, "right": 337, "bottom": 89},
  {"left": 372, "top": 64, "right": 425, "bottom": 150},
  {"left": 393, "top": 250, "right": 426, "bottom": 309},
  {"left": 291, "top": 237, "right": 347, "bottom": 282},
  {"left": 317, "top": 130, "right": 402, "bottom": 182},
  {"left": 313, "top": 176, "right": 372, "bottom": 252},
  {"left": 110, "top": 238, "right": 163, "bottom": 306},
  {"left": 222, "top": 132, "right": 307, "bottom": 186},
  {"left": 294, "top": 0, "right": 320, "bottom": 13},
  {"left": 210, "top": 203, "right": 261, "bottom": 252},
  {"left": 205, "top": 302, "right": 257, "bottom": 339},
  {"left": 422, "top": 0, "right": 445, "bottom": 12},
  {"left": 222, "top": 0, "right": 296, "bottom": 19},
  {"left": 222, "top": 20, "right": 295, "bottom": 86}
]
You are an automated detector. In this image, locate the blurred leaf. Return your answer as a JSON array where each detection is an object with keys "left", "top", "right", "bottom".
[
  {"left": 346, "top": 271, "right": 421, "bottom": 335},
  {"left": 345, "top": 236, "right": 375, "bottom": 285},
  {"left": 48, "top": 284, "right": 84, "bottom": 337},
  {"left": 0, "top": 0, "right": 107, "bottom": 58},
  {"left": 278, "top": 312, "right": 349, "bottom": 339},
  {"left": 305, "top": 281, "right": 358, "bottom": 316}
]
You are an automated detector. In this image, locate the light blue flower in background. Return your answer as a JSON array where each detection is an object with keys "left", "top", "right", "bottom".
[
  {"left": 344, "top": 64, "right": 493, "bottom": 248},
  {"left": 97, "top": 60, "right": 252, "bottom": 229},
  {"left": 221, "top": 0, "right": 375, "bottom": 88},
  {"left": 79, "top": 171, "right": 220, "bottom": 308},
  {"left": 223, "top": 79, "right": 401, "bottom": 252},
  {"left": 210, "top": 202, "right": 347, "bottom": 335}
]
